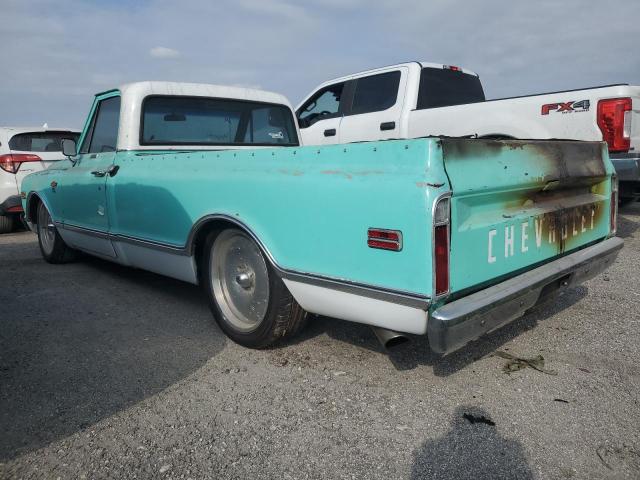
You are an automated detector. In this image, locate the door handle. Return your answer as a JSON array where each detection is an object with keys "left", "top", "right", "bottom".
[
  {"left": 324, "top": 128, "right": 337, "bottom": 137},
  {"left": 91, "top": 165, "right": 120, "bottom": 178},
  {"left": 380, "top": 121, "right": 396, "bottom": 131},
  {"left": 106, "top": 165, "right": 120, "bottom": 177}
]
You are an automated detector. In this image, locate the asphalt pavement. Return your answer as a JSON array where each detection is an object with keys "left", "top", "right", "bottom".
[{"left": 1, "top": 203, "right": 639, "bottom": 479}]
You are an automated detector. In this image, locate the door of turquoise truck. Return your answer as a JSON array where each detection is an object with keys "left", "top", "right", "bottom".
[{"left": 428, "top": 139, "right": 621, "bottom": 354}]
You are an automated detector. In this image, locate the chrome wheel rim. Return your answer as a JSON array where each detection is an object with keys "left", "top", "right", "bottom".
[
  {"left": 211, "top": 230, "right": 270, "bottom": 332},
  {"left": 38, "top": 205, "right": 56, "bottom": 256}
]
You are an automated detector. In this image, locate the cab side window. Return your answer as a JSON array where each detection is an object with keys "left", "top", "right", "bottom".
[
  {"left": 80, "top": 96, "right": 121, "bottom": 154},
  {"left": 297, "top": 82, "right": 345, "bottom": 128},
  {"left": 349, "top": 71, "right": 400, "bottom": 115}
]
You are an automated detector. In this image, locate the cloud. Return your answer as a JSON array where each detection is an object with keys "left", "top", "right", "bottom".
[
  {"left": 0, "top": 0, "right": 638, "bottom": 128},
  {"left": 149, "top": 46, "right": 180, "bottom": 59}
]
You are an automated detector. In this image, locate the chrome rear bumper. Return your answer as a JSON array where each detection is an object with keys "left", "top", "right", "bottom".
[{"left": 428, "top": 237, "right": 624, "bottom": 355}]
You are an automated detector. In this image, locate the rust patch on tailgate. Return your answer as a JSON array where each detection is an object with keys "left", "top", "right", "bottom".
[
  {"left": 442, "top": 138, "right": 610, "bottom": 255},
  {"left": 441, "top": 138, "right": 607, "bottom": 186},
  {"left": 535, "top": 200, "right": 605, "bottom": 254},
  {"left": 527, "top": 141, "right": 607, "bottom": 185}
]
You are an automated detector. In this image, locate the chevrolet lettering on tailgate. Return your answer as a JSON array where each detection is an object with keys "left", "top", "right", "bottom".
[{"left": 488, "top": 204, "right": 600, "bottom": 263}]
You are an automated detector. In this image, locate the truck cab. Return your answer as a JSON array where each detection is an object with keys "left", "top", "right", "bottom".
[{"left": 296, "top": 62, "right": 484, "bottom": 145}]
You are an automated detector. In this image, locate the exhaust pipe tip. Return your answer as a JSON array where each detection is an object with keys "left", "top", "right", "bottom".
[{"left": 372, "top": 327, "right": 410, "bottom": 350}]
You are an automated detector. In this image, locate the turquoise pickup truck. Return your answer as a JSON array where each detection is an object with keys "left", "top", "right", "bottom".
[{"left": 20, "top": 82, "right": 623, "bottom": 355}]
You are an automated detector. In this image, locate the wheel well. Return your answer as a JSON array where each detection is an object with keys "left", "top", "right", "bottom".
[
  {"left": 27, "top": 195, "right": 42, "bottom": 224},
  {"left": 192, "top": 218, "right": 253, "bottom": 283}
]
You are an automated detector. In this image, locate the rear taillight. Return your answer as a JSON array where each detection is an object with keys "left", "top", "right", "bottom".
[
  {"left": 610, "top": 175, "right": 618, "bottom": 235},
  {"left": 0, "top": 154, "right": 42, "bottom": 174},
  {"left": 597, "top": 98, "right": 632, "bottom": 153},
  {"left": 433, "top": 195, "right": 451, "bottom": 297}
]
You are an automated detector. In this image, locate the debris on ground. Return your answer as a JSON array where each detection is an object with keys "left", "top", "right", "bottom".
[
  {"left": 495, "top": 351, "right": 558, "bottom": 375},
  {"left": 595, "top": 444, "right": 640, "bottom": 471},
  {"left": 462, "top": 413, "right": 496, "bottom": 426},
  {"left": 553, "top": 398, "right": 569, "bottom": 404}
]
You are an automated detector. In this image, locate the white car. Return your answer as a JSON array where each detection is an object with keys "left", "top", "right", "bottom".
[
  {"left": 296, "top": 61, "right": 640, "bottom": 202},
  {"left": 0, "top": 127, "right": 80, "bottom": 233}
]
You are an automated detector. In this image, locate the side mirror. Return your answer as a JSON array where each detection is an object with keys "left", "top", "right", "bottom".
[{"left": 62, "top": 138, "right": 77, "bottom": 157}]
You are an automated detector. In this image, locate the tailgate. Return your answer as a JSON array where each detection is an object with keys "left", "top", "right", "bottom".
[{"left": 441, "top": 139, "right": 613, "bottom": 295}]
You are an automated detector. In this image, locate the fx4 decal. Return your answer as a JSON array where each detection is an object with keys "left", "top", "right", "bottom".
[{"left": 541, "top": 100, "right": 590, "bottom": 115}]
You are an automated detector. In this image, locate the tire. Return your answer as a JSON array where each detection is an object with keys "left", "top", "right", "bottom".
[
  {"left": 36, "top": 202, "right": 76, "bottom": 263},
  {"left": 0, "top": 215, "right": 14, "bottom": 234},
  {"left": 203, "top": 228, "right": 307, "bottom": 348}
]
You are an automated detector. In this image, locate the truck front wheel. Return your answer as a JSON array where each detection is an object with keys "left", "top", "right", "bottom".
[
  {"left": 203, "top": 228, "right": 307, "bottom": 348},
  {"left": 36, "top": 202, "right": 76, "bottom": 263}
]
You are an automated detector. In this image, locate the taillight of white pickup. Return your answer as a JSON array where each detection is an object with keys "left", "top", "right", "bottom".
[{"left": 597, "top": 97, "right": 632, "bottom": 153}]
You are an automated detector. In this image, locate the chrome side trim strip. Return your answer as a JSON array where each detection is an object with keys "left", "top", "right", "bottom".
[
  {"left": 112, "top": 233, "right": 187, "bottom": 255},
  {"left": 62, "top": 223, "right": 110, "bottom": 239},
  {"left": 187, "top": 214, "right": 430, "bottom": 308},
  {"left": 279, "top": 270, "right": 430, "bottom": 309},
  {"left": 58, "top": 218, "right": 431, "bottom": 309},
  {"left": 283, "top": 279, "right": 428, "bottom": 334}
]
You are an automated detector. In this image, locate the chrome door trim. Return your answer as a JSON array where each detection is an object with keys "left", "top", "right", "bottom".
[{"left": 56, "top": 218, "right": 431, "bottom": 309}]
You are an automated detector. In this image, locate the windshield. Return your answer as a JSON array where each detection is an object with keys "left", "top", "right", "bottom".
[
  {"left": 141, "top": 96, "right": 299, "bottom": 146},
  {"left": 9, "top": 131, "right": 80, "bottom": 152},
  {"left": 417, "top": 67, "right": 485, "bottom": 109}
]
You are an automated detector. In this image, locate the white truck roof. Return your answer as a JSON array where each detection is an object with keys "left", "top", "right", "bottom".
[
  {"left": 117, "top": 81, "right": 294, "bottom": 109},
  {"left": 418, "top": 61, "right": 479, "bottom": 77},
  {"left": 296, "top": 61, "right": 479, "bottom": 111},
  {"left": 112, "top": 82, "right": 297, "bottom": 150},
  {"left": 327, "top": 62, "right": 479, "bottom": 83}
]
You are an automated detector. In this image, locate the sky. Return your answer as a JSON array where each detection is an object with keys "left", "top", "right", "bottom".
[{"left": 1, "top": 0, "right": 639, "bottom": 129}]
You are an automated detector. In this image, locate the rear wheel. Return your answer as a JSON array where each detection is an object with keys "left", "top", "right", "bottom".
[
  {"left": 0, "top": 215, "right": 14, "bottom": 234},
  {"left": 36, "top": 202, "right": 76, "bottom": 263},
  {"left": 203, "top": 228, "right": 307, "bottom": 348}
]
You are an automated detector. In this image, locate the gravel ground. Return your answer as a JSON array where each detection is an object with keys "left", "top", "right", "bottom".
[{"left": 1, "top": 204, "right": 639, "bottom": 480}]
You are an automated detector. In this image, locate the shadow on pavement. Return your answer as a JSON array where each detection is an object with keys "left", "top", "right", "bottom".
[
  {"left": 617, "top": 201, "right": 640, "bottom": 238},
  {"left": 411, "top": 406, "right": 534, "bottom": 479},
  {"left": 290, "top": 286, "right": 588, "bottom": 376},
  {"left": 0, "top": 236, "right": 226, "bottom": 461}
]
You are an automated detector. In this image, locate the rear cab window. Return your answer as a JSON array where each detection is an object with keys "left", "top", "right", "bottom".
[
  {"left": 349, "top": 71, "right": 401, "bottom": 115},
  {"left": 141, "top": 97, "right": 299, "bottom": 146},
  {"left": 417, "top": 67, "right": 485, "bottom": 109},
  {"left": 9, "top": 132, "right": 80, "bottom": 152}
]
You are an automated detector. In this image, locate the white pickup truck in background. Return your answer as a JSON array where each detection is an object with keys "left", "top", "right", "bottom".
[{"left": 296, "top": 61, "right": 640, "bottom": 202}]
